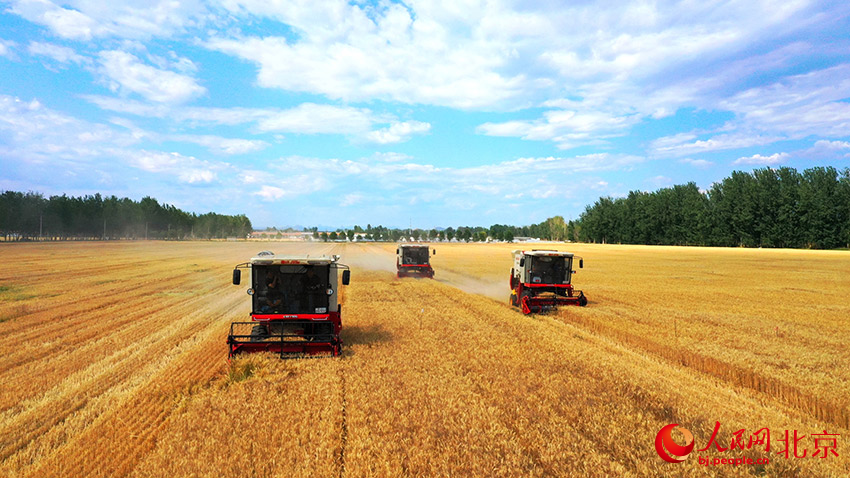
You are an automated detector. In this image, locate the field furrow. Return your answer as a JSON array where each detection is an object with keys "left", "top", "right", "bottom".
[{"left": 1, "top": 241, "right": 848, "bottom": 477}]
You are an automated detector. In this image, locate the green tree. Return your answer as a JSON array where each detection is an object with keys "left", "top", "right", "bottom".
[{"left": 799, "top": 166, "right": 842, "bottom": 248}]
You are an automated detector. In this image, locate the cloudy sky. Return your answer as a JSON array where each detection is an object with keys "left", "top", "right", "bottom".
[{"left": 1, "top": 1, "right": 849, "bottom": 228}]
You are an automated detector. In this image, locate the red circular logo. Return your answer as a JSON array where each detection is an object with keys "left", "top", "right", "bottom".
[{"left": 655, "top": 424, "right": 695, "bottom": 463}]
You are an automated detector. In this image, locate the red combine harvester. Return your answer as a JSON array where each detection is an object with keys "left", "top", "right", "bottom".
[
  {"left": 229, "top": 251, "right": 350, "bottom": 358},
  {"left": 396, "top": 244, "right": 435, "bottom": 278},
  {"left": 509, "top": 249, "right": 587, "bottom": 314}
]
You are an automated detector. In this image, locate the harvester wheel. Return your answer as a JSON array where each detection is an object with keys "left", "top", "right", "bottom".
[
  {"left": 509, "top": 291, "right": 518, "bottom": 307},
  {"left": 578, "top": 295, "right": 588, "bottom": 307},
  {"left": 250, "top": 324, "right": 268, "bottom": 342}
]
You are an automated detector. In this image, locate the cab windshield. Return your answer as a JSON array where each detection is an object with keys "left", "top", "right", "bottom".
[
  {"left": 527, "top": 256, "right": 569, "bottom": 284},
  {"left": 402, "top": 247, "right": 429, "bottom": 265},
  {"left": 252, "top": 264, "right": 330, "bottom": 314}
]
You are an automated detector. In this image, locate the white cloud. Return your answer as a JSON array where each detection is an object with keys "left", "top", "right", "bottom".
[
  {"left": 0, "top": 39, "right": 16, "bottom": 58},
  {"left": 8, "top": 0, "right": 208, "bottom": 40},
  {"left": 204, "top": 0, "right": 826, "bottom": 124},
  {"left": 256, "top": 185, "right": 287, "bottom": 200},
  {"left": 82, "top": 95, "right": 170, "bottom": 116},
  {"left": 254, "top": 175, "right": 324, "bottom": 201},
  {"left": 259, "top": 152, "right": 644, "bottom": 207},
  {"left": 0, "top": 94, "right": 138, "bottom": 161},
  {"left": 206, "top": 1, "right": 529, "bottom": 109},
  {"left": 364, "top": 121, "right": 431, "bottom": 144},
  {"left": 178, "top": 169, "right": 216, "bottom": 184},
  {"left": 98, "top": 50, "right": 206, "bottom": 103},
  {"left": 84, "top": 95, "right": 430, "bottom": 144},
  {"left": 127, "top": 150, "right": 184, "bottom": 172},
  {"left": 373, "top": 152, "right": 412, "bottom": 163},
  {"left": 478, "top": 109, "right": 640, "bottom": 149},
  {"left": 84, "top": 95, "right": 270, "bottom": 125},
  {"left": 720, "top": 64, "right": 850, "bottom": 138},
  {"left": 202, "top": 1, "right": 850, "bottom": 158},
  {"left": 10, "top": 0, "right": 102, "bottom": 40},
  {"left": 6, "top": 1, "right": 850, "bottom": 227},
  {"left": 647, "top": 64, "right": 850, "bottom": 158},
  {"left": 340, "top": 193, "right": 363, "bottom": 206},
  {"left": 680, "top": 158, "right": 714, "bottom": 168},
  {"left": 238, "top": 170, "right": 266, "bottom": 184},
  {"left": 650, "top": 132, "right": 781, "bottom": 157},
  {"left": 56, "top": 1, "right": 848, "bottom": 153},
  {"left": 126, "top": 150, "right": 222, "bottom": 184},
  {"left": 469, "top": 154, "right": 644, "bottom": 177},
  {"left": 650, "top": 132, "right": 698, "bottom": 150},
  {"left": 256, "top": 103, "right": 374, "bottom": 134},
  {"left": 206, "top": 41, "right": 525, "bottom": 110},
  {"left": 145, "top": 50, "right": 198, "bottom": 74},
  {"left": 169, "top": 135, "right": 268, "bottom": 155},
  {"left": 255, "top": 104, "right": 431, "bottom": 143},
  {"left": 733, "top": 152, "right": 789, "bottom": 165},
  {"left": 106, "top": 116, "right": 266, "bottom": 155},
  {"left": 28, "top": 41, "right": 88, "bottom": 65},
  {"left": 798, "top": 140, "right": 850, "bottom": 159}
]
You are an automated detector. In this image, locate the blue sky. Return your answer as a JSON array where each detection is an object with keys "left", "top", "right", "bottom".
[{"left": 1, "top": 0, "right": 849, "bottom": 229}]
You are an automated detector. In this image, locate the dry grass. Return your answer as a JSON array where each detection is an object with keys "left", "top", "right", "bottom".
[{"left": 0, "top": 241, "right": 847, "bottom": 477}]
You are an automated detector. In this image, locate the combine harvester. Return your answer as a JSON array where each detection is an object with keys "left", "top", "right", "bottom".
[
  {"left": 509, "top": 250, "right": 588, "bottom": 314},
  {"left": 396, "top": 244, "right": 436, "bottom": 278},
  {"left": 229, "top": 251, "right": 350, "bottom": 358}
]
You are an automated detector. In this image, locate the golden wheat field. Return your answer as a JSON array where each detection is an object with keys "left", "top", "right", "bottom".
[{"left": 0, "top": 241, "right": 848, "bottom": 477}]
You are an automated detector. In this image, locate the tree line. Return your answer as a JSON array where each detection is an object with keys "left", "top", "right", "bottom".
[
  {"left": 7, "top": 165, "right": 846, "bottom": 248},
  {"left": 0, "top": 191, "right": 252, "bottom": 241},
  {"left": 311, "top": 217, "right": 577, "bottom": 243},
  {"left": 577, "top": 166, "right": 850, "bottom": 249}
]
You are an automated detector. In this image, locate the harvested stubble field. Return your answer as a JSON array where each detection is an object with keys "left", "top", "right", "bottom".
[{"left": 0, "top": 241, "right": 848, "bottom": 477}]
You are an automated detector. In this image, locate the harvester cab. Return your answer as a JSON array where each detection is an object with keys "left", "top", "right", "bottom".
[
  {"left": 509, "top": 250, "right": 587, "bottom": 314},
  {"left": 396, "top": 244, "right": 435, "bottom": 278},
  {"left": 228, "top": 251, "right": 350, "bottom": 357}
]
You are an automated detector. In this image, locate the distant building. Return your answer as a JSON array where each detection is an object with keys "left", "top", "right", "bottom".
[
  {"left": 250, "top": 231, "right": 315, "bottom": 241},
  {"left": 512, "top": 236, "right": 541, "bottom": 243}
]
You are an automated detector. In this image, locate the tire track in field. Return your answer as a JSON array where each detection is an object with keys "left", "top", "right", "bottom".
[
  {"left": 419, "top": 279, "right": 625, "bottom": 476},
  {"left": 402, "top": 238, "right": 850, "bottom": 431},
  {"left": 12, "top": 242, "right": 339, "bottom": 477},
  {"left": 0, "top": 247, "right": 236, "bottom": 367},
  {"left": 10, "top": 292, "right": 239, "bottom": 477},
  {"left": 0, "top": 278, "right": 242, "bottom": 468},
  {"left": 435, "top": 271, "right": 850, "bottom": 432},
  {"left": 337, "top": 368, "right": 348, "bottom": 478},
  {"left": 0, "top": 263, "right": 203, "bottom": 341},
  {"left": 341, "top": 271, "right": 541, "bottom": 476},
  {"left": 559, "top": 309, "right": 850, "bottom": 430},
  {"left": 0, "top": 270, "right": 231, "bottom": 412},
  {"left": 0, "top": 258, "right": 180, "bottom": 328},
  {"left": 418, "top": 278, "right": 840, "bottom": 477}
]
